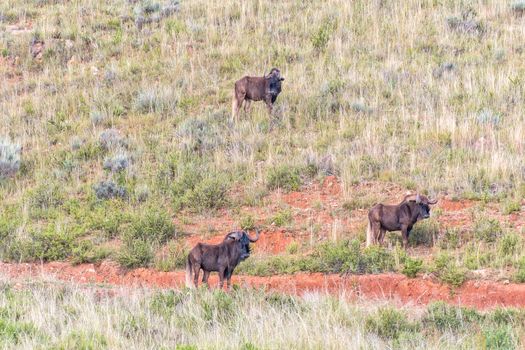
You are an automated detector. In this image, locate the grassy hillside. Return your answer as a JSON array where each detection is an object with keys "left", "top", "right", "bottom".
[{"left": 1, "top": 0, "right": 525, "bottom": 267}]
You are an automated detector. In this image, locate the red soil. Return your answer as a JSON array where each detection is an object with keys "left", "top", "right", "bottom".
[
  {"left": 1, "top": 261, "right": 525, "bottom": 310},
  {"left": 3, "top": 176, "right": 525, "bottom": 310}
]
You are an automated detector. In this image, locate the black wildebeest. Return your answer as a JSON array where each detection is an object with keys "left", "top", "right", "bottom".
[
  {"left": 185, "top": 229, "right": 261, "bottom": 289},
  {"left": 231, "top": 68, "right": 285, "bottom": 121},
  {"left": 366, "top": 193, "right": 438, "bottom": 249}
]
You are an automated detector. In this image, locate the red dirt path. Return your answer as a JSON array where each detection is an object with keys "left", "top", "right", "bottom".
[{"left": 2, "top": 261, "right": 525, "bottom": 310}]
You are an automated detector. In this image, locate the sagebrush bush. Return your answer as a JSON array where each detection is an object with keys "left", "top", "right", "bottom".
[
  {"left": 93, "top": 181, "right": 127, "bottom": 200},
  {"left": 0, "top": 138, "right": 21, "bottom": 178},
  {"left": 103, "top": 152, "right": 131, "bottom": 172},
  {"left": 99, "top": 129, "right": 126, "bottom": 150}
]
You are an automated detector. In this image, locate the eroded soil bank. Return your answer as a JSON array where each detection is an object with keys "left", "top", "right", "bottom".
[{"left": 2, "top": 261, "right": 525, "bottom": 310}]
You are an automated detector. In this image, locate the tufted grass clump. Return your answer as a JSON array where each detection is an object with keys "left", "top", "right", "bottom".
[
  {"left": 177, "top": 117, "right": 221, "bottom": 156},
  {"left": 133, "top": 86, "right": 177, "bottom": 115}
]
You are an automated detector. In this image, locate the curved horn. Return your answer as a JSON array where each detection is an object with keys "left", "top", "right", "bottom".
[
  {"left": 415, "top": 193, "right": 421, "bottom": 204},
  {"left": 225, "top": 231, "right": 242, "bottom": 241},
  {"left": 403, "top": 193, "right": 417, "bottom": 202},
  {"left": 248, "top": 228, "right": 260, "bottom": 242},
  {"left": 428, "top": 197, "right": 438, "bottom": 205}
]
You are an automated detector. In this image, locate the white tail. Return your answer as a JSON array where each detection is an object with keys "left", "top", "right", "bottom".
[
  {"left": 366, "top": 219, "right": 373, "bottom": 247},
  {"left": 185, "top": 257, "right": 194, "bottom": 288}
]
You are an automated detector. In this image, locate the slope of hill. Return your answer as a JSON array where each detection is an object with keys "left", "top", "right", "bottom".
[{"left": 1, "top": 0, "right": 525, "bottom": 282}]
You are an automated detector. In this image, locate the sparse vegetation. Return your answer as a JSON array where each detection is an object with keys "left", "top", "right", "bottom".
[
  {"left": 0, "top": 279, "right": 521, "bottom": 349},
  {"left": 1, "top": 2, "right": 525, "bottom": 345}
]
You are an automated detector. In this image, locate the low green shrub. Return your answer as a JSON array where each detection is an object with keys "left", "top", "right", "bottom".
[
  {"left": 270, "top": 208, "right": 293, "bottom": 227},
  {"left": 402, "top": 256, "right": 423, "bottom": 278},
  {"left": 501, "top": 199, "right": 521, "bottom": 215},
  {"left": 0, "top": 316, "right": 37, "bottom": 344},
  {"left": 27, "top": 183, "right": 64, "bottom": 217},
  {"left": 266, "top": 165, "right": 301, "bottom": 192},
  {"left": 56, "top": 330, "right": 108, "bottom": 350},
  {"left": 514, "top": 256, "right": 525, "bottom": 283},
  {"left": 183, "top": 176, "right": 230, "bottom": 212},
  {"left": 239, "top": 214, "right": 255, "bottom": 230},
  {"left": 473, "top": 217, "right": 502, "bottom": 243},
  {"left": 424, "top": 301, "right": 482, "bottom": 332},
  {"left": 409, "top": 218, "right": 439, "bottom": 247},
  {"left": 286, "top": 241, "right": 299, "bottom": 254},
  {"left": 439, "top": 228, "right": 461, "bottom": 249},
  {"left": 171, "top": 164, "right": 230, "bottom": 212},
  {"left": 498, "top": 233, "right": 520, "bottom": 257},
  {"left": 432, "top": 253, "right": 467, "bottom": 287},
  {"left": 364, "top": 307, "right": 418, "bottom": 340},
  {"left": 117, "top": 239, "right": 154, "bottom": 269},
  {"left": 482, "top": 326, "right": 517, "bottom": 350},
  {"left": 155, "top": 240, "right": 188, "bottom": 272},
  {"left": 71, "top": 241, "right": 112, "bottom": 265},
  {"left": 126, "top": 207, "right": 175, "bottom": 244}
]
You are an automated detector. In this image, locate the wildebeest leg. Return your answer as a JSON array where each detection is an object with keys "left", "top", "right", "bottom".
[
  {"left": 202, "top": 270, "right": 210, "bottom": 288},
  {"left": 264, "top": 96, "right": 273, "bottom": 115},
  {"left": 226, "top": 268, "right": 233, "bottom": 291},
  {"left": 378, "top": 228, "right": 386, "bottom": 245},
  {"left": 243, "top": 100, "right": 251, "bottom": 114},
  {"left": 401, "top": 226, "right": 409, "bottom": 249},
  {"left": 371, "top": 222, "right": 381, "bottom": 245},
  {"left": 192, "top": 263, "right": 201, "bottom": 288},
  {"left": 232, "top": 92, "right": 245, "bottom": 122},
  {"left": 218, "top": 267, "right": 226, "bottom": 290}
]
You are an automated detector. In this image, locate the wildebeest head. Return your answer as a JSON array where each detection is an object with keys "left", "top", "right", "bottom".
[
  {"left": 405, "top": 193, "right": 438, "bottom": 220},
  {"left": 224, "top": 228, "right": 261, "bottom": 260},
  {"left": 265, "top": 68, "right": 285, "bottom": 82}
]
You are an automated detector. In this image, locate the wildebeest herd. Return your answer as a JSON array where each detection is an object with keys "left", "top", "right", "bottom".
[{"left": 186, "top": 68, "right": 438, "bottom": 289}]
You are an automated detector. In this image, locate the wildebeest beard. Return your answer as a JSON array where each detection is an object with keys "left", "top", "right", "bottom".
[
  {"left": 238, "top": 233, "right": 251, "bottom": 261},
  {"left": 268, "top": 79, "right": 282, "bottom": 103}
]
